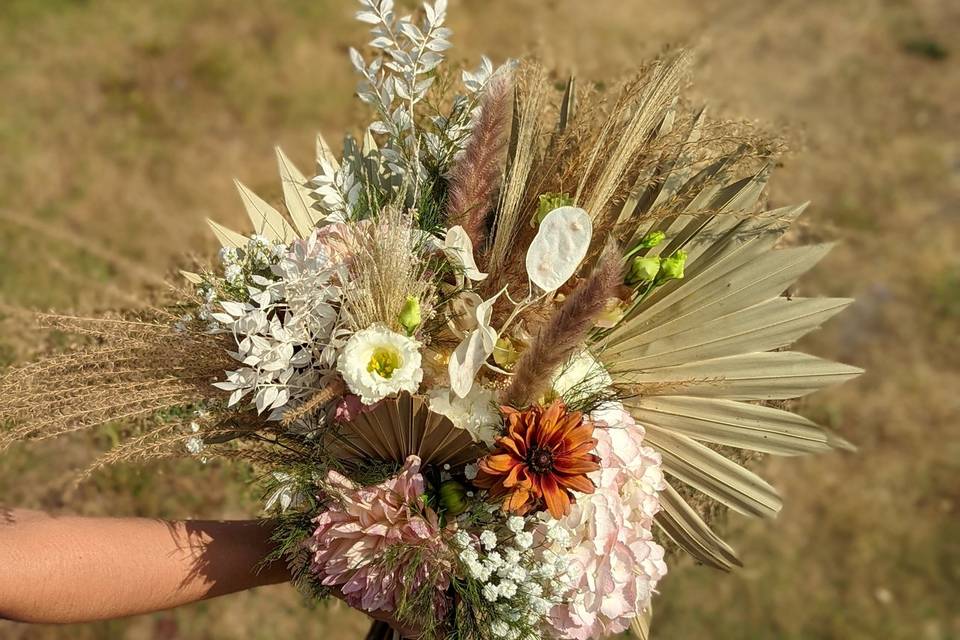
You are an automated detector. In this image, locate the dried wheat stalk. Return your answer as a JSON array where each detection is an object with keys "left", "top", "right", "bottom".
[
  {"left": 487, "top": 63, "right": 548, "bottom": 274},
  {"left": 0, "top": 313, "right": 233, "bottom": 451}
]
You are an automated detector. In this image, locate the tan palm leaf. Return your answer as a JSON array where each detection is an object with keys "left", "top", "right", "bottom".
[
  {"left": 322, "top": 393, "right": 486, "bottom": 467},
  {"left": 593, "top": 119, "right": 861, "bottom": 569}
]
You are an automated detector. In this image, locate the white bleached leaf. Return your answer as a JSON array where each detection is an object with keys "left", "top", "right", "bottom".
[
  {"left": 398, "top": 21, "right": 423, "bottom": 41},
  {"left": 349, "top": 47, "right": 366, "bottom": 72},
  {"left": 525, "top": 206, "right": 592, "bottom": 292},
  {"left": 180, "top": 270, "right": 203, "bottom": 285},
  {"left": 355, "top": 10, "right": 380, "bottom": 24},
  {"left": 426, "top": 39, "right": 451, "bottom": 52},
  {"left": 228, "top": 389, "right": 244, "bottom": 407},
  {"left": 414, "top": 76, "right": 435, "bottom": 94},
  {"left": 444, "top": 225, "right": 488, "bottom": 281},
  {"left": 448, "top": 289, "right": 503, "bottom": 397},
  {"left": 276, "top": 147, "right": 322, "bottom": 235},
  {"left": 315, "top": 133, "right": 339, "bottom": 172},
  {"left": 220, "top": 300, "right": 248, "bottom": 317},
  {"left": 394, "top": 80, "right": 411, "bottom": 101},
  {"left": 447, "top": 291, "right": 483, "bottom": 337},
  {"left": 449, "top": 331, "right": 488, "bottom": 399},
  {"left": 273, "top": 388, "right": 290, "bottom": 409}
]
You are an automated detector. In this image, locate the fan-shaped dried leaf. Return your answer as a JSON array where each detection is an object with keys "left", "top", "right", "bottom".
[
  {"left": 629, "top": 395, "right": 854, "bottom": 455},
  {"left": 206, "top": 218, "right": 248, "bottom": 248},
  {"left": 654, "top": 482, "right": 742, "bottom": 571},
  {"left": 277, "top": 146, "right": 323, "bottom": 235},
  {"left": 323, "top": 394, "right": 485, "bottom": 466},
  {"left": 627, "top": 351, "right": 863, "bottom": 401},
  {"left": 234, "top": 179, "right": 296, "bottom": 242},
  {"left": 605, "top": 297, "right": 853, "bottom": 372},
  {"left": 645, "top": 425, "right": 782, "bottom": 518}
]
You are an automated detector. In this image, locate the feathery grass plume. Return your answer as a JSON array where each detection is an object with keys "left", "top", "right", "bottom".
[
  {"left": 501, "top": 241, "right": 626, "bottom": 408},
  {"left": 0, "top": 313, "right": 234, "bottom": 451},
  {"left": 487, "top": 62, "right": 548, "bottom": 276},
  {"left": 342, "top": 205, "right": 437, "bottom": 332},
  {"left": 576, "top": 51, "right": 691, "bottom": 221},
  {"left": 79, "top": 414, "right": 251, "bottom": 480},
  {"left": 445, "top": 70, "right": 513, "bottom": 252}
]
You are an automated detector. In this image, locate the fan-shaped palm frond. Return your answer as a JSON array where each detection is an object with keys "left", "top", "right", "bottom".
[
  {"left": 182, "top": 140, "right": 336, "bottom": 283},
  {"left": 322, "top": 393, "right": 485, "bottom": 467},
  {"left": 593, "top": 122, "right": 861, "bottom": 568},
  {"left": 462, "top": 58, "right": 861, "bottom": 572}
]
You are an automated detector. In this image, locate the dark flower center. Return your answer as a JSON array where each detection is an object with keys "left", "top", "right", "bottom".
[{"left": 526, "top": 446, "right": 555, "bottom": 474}]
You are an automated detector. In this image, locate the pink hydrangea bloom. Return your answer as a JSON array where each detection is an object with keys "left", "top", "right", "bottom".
[
  {"left": 307, "top": 455, "right": 451, "bottom": 615},
  {"left": 546, "top": 404, "right": 668, "bottom": 640}
]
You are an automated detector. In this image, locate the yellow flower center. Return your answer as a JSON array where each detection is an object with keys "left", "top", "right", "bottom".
[{"left": 367, "top": 347, "right": 402, "bottom": 379}]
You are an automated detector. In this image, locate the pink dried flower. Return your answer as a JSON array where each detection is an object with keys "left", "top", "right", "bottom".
[
  {"left": 333, "top": 394, "right": 382, "bottom": 423},
  {"left": 545, "top": 404, "right": 668, "bottom": 640},
  {"left": 289, "top": 221, "right": 370, "bottom": 266},
  {"left": 307, "top": 455, "right": 451, "bottom": 616}
]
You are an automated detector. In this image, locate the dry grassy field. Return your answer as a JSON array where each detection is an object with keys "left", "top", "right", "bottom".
[{"left": 1, "top": 0, "right": 958, "bottom": 638}]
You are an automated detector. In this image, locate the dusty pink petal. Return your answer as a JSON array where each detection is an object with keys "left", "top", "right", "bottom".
[{"left": 307, "top": 455, "right": 451, "bottom": 617}]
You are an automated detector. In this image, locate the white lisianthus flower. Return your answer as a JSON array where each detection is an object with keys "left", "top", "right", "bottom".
[
  {"left": 428, "top": 386, "right": 500, "bottom": 445},
  {"left": 337, "top": 324, "right": 423, "bottom": 405}
]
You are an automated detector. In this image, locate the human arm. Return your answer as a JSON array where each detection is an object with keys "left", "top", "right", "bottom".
[{"left": 0, "top": 509, "right": 289, "bottom": 623}]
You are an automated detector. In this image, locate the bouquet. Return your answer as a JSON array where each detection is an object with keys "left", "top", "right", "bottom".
[{"left": 0, "top": 1, "right": 862, "bottom": 638}]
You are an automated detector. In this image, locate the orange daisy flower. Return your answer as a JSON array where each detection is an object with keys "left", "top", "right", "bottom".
[{"left": 473, "top": 401, "right": 600, "bottom": 518}]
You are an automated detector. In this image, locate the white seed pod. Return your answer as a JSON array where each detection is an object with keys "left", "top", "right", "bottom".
[{"left": 525, "top": 206, "right": 592, "bottom": 292}]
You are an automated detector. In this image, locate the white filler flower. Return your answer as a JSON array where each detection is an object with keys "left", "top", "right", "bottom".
[{"left": 337, "top": 324, "right": 423, "bottom": 405}]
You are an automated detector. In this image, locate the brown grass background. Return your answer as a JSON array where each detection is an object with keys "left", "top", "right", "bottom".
[{"left": 0, "top": 0, "right": 957, "bottom": 638}]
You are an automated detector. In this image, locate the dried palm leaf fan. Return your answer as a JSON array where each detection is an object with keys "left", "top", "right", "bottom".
[
  {"left": 483, "top": 54, "right": 862, "bottom": 573},
  {"left": 599, "top": 149, "right": 862, "bottom": 570},
  {"left": 322, "top": 393, "right": 485, "bottom": 467}
]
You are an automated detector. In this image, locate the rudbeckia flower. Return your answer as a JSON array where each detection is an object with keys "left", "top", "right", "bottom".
[{"left": 474, "top": 401, "right": 600, "bottom": 518}]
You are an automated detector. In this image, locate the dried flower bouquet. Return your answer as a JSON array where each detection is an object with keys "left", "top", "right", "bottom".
[{"left": 0, "top": 1, "right": 862, "bottom": 638}]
